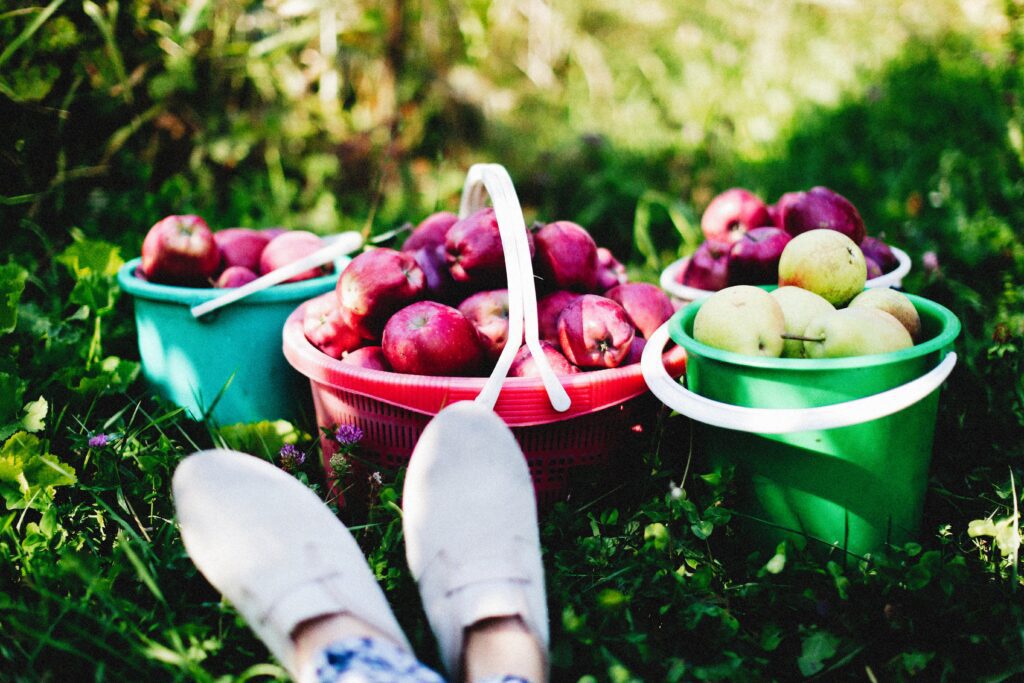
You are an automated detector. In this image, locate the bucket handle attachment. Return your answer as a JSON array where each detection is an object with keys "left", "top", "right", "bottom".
[
  {"left": 459, "top": 163, "right": 572, "bottom": 414},
  {"left": 640, "top": 322, "right": 957, "bottom": 434}
]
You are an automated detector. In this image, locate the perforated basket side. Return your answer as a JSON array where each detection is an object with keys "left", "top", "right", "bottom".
[{"left": 309, "top": 377, "right": 640, "bottom": 507}]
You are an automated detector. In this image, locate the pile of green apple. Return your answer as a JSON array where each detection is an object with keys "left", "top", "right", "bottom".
[{"left": 692, "top": 229, "right": 921, "bottom": 359}]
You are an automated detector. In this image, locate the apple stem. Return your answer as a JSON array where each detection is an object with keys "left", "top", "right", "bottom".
[{"left": 780, "top": 333, "right": 826, "bottom": 343}]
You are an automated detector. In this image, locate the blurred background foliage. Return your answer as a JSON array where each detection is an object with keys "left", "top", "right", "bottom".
[{"left": 3, "top": 0, "right": 1024, "bottom": 679}]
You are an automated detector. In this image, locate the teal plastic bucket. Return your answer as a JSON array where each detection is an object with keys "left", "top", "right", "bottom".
[
  {"left": 118, "top": 258, "right": 341, "bottom": 425},
  {"left": 640, "top": 293, "right": 960, "bottom": 557}
]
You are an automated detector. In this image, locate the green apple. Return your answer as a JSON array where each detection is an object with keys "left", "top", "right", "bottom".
[
  {"left": 693, "top": 285, "right": 785, "bottom": 357},
  {"left": 777, "top": 229, "right": 867, "bottom": 306},
  {"left": 770, "top": 286, "right": 836, "bottom": 358},
  {"left": 801, "top": 307, "right": 913, "bottom": 358},
  {"left": 848, "top": 287, "right": 921, "bottom": 340}
]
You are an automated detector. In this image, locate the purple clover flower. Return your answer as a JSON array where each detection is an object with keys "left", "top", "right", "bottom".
[
  {"left": 278, "top": 444, "right": 305, "bottom": 472},
  {"left": 335, "top": 424, "right": 364, "bottom": 446},
  {"left": 88, "top": 434, "right": 110, "bottom": 448}
]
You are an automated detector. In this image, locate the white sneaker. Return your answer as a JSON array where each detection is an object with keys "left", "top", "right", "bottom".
[
  {"left": 172, "top": 449, "right": 410, "bottom": 679},
  {"left": 402, "top": 401, "right": 549, "bottom": 679}
]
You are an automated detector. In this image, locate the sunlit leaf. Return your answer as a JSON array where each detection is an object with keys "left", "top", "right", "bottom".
[
  {"left": 56, "top": 231, "right": 124, "bottom": 278},
  {"left": 0, "top": 263, "right": 28, "bottom": 334},
  {"left": 21, "top": 397, "right": 47, "bottom": 433}
]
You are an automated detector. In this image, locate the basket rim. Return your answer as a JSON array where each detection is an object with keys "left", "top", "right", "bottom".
[
  {"left": 118, "top": 257, "right": 343, "bottom": 305},
  {"left": 283, "top": 292, "right": 687, "bottom": 426}
]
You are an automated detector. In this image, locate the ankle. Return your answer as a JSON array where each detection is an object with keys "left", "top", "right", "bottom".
[
  {"left": 292, "top": 612, "right": 406, "bottom": 675},
  {"left": 461, "top": 616, "right": 546, "bottom": 683}
]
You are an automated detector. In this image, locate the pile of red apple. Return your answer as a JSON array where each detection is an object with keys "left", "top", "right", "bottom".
[
  {"left": 677, "top": 187, "right": 900, "bottom": 291},
  {"left": 136, "top": 214, "right": 333, "bottom": 288},
  {"left": 303, "top": 209, "right": 679, "bottom": 377}
]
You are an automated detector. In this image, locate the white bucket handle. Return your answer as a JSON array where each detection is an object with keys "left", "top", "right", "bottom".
[
  {"left": 640, "top": 322, "right": 957, "bottom": 434},
  {"left": 459, "top": 163, "right": 572, "bottom": 413}
]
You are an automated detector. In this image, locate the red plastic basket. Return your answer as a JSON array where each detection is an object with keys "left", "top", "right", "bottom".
[{"left": 283, "top": 292, "right": 687, "bottom": 507}]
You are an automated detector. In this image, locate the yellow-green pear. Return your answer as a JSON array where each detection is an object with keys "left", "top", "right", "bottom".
[
  {"left": 693, "top": 285, "right": 785, "bottom": 357},
  {"left": 801, "top": 307, "right": 913, "bottom": 358},
  {"left": 770, "top": 286, "right": 836, "bottom": 358},
  {"left": 777, "top": 229, "right": 867, "bottom": 306},
  {"left": 848, "top": 287, "right": 921, "bottom": 340}
]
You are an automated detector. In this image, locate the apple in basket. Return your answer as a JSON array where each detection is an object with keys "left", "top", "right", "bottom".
[
  {"left": 557, "top": 294, "right": 635, "bottom": 369},
  {"left": 700, "top": 188, "right": 772, "bottom": 244},
  {"left": 402, "top": 211, "right": 459, "bottom": 253},
  {"left": 678, "top": 239, "right": 731, "bottom": 291},
  {"left": 778, "top": 229, "right": 866, "bottom": 307},
  {"left": 215, "top": 265, "right": 258, "bottom": 288},
  {"left": 727, "top": 226, "right": 791, "bottom": 286},
  {"left": 458, "top": 289, "right": 511, "bottom": 361},
  {"left": 537, "top": 290, "right": 581, "bottom": 345},
  {"left": 693, "top": 285, "right": 786, "bottom": 357},
  {"left": 533, "top": 220, "right": 599, "bottom": 292},
  {"left": 508, "top": 341, "right": 579, "bottom": 378},
  {"left": 382, "top": 300, "right": 485, "bottom": 376},
  {"left": 260, "top": 230, "right": 332, "bottom": 283},
  {"left": 140, "top": 214, "right": 221, "bottom": 286},
  {"left": 303, "top": 295, "right": 363, "bottom": 359},
  {"left": 214, "top": 227, "right": 271, "bottom": 273},
  {"left": 603, "top": 282, "right": 674, "bottom": 340},
  {"left": 595, "top": 247, "right": 629, "bottom": 291},
  {"left": 337, "top": 248, "right": 426, "bottom": 339},
  {"left": 776, "top": 186, "right": 866, "bottom": 244},
  {"left": 859, "top": 236, "right": 899, "bottom": 274},
  {"left": 341, "top": 346, "right": 391, "bottom": 371},
  {"left": 446, "top": 208, "right": 535, "bottom": 287}
]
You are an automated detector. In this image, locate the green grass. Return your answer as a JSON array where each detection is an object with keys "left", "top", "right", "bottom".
[{"left": 2, "top": 0, "right": 1024, "bottom": 680}]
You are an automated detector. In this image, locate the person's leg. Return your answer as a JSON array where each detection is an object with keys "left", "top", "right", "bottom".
[
  {"left": 402, "top": 402, "right": 550, "bottom": 683},
  {"left": 172, "top": 449, "right": 428, "bottom": 681},
  {"left": 462, "top": 616, "right": 546, "bottom": 683}
]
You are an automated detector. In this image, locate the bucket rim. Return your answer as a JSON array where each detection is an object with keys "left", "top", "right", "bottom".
[
  {"left": 117, "top": 257, "right": 341, "bottom": 305},
  {"left": 669, "top": 291, "right": 961, "bottom": 370}
]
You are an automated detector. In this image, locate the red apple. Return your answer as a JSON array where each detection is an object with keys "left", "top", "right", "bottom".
[
  {"left": 337, "top": 248, "right": 426, "bottom": 339},
  {"left": 700, "top": 188, "right": 771, "bottom": 244},
  {"left": 458, "top": 289, "right": 510, "bottom": 361},
  {"left": 214, "top": 228, "right": 271, "bottom": 272},
  {"left": 678, "top": 240, "right": 731, "bottom": 291},
  {"left": 140, "top": 214, "right": 220, "bottom": 286},
  {"left": 508, "top": 341, "right": 579, "bottom": 377},
  {"left": 445, "top": 208, "right": 534, "bottom": 286},
  {"left": 604, "top": 283, "right": 675, "bottom": 339},
  {"left": 865, "top": 256, "right": 883, "bottom": 280},
  {"left": 556, "top": 294, "right": 635, "bottom": 369},
  {"left": 595, "top": 247, "right": 628, "bottom": 291},
  {"left": 622, "top": 336, "right": 646, "bottom": 365},
  {"left": 727, "top": 226, "right": 792, "bottom": 285},
  {"left": 215, "top": 265, "right": 258, "bottom": 288},
  {"left": 411, "top": 245, "right": 462, "bottom": 303},
  {"left": 860, "top": 236, "right": 898, "bottom": 273},
  {"left": 382, "top": 301, "right": 485, "bottom": 376},
  {"left": 303, "top": 296, "right": 363, "bottom": 359},
  {"left": 261, "top": 227, "right": 287, "bottom": 241},
  {"left": 402, "top": 211, "right": 459, "bottom": 253},
  {"left": 537, "top": 290, "right": 581, "bottom": 344},
  {"left": 777, "top": 186, "right": 866, "bottom": 244},
  {"left": 260, "top": 231, "right": 331, "bottom": 282},
  {"left": 533, "top": 221, "right": 599, "bottom": 292},
  {"left": 341, "top": 346, "right": 391, "bottom": 371}
]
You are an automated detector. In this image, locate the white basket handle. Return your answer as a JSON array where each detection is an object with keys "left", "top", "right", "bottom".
[
  {"left": 640, "top": 322, "right": 957, "bottom": 434},
  {"left": 459, "top": 163, "right": 571, "bottom": 413}
]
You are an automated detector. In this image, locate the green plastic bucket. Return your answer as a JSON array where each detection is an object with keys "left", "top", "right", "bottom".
[
  {"left": 640, "top": 293, "right": 960, "bottom": 557},
  {"left": 118, "top": 258, "right": 342, "bottom": 425}
]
